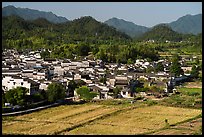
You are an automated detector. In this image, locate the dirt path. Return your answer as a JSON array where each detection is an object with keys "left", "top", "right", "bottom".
[{"left": 184, "top": 82, "right": 202, "bottom": 89}]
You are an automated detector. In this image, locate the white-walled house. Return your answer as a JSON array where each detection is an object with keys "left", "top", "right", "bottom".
[
  {"left": 39, "top": 81, "right": 52, "bottom": 91},
  {"left": 54, "top": 65, "right": 64, "bottom": 76},
  {"left": 2, "top": 75, "right": 40, "bottom": 95},
  {"left": 21, "top": 69, "right": 33, "bottom": 78}
]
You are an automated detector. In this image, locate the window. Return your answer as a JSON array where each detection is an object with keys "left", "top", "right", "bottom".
[
  {"left": 123, "top": 91, "right": 126, "bottom": 95},
  {"left": 21, "top": 82, "right": 23, "bottom": 86},
  {"left": 13, "top": 82, "right": 16, "bottom": 85}
]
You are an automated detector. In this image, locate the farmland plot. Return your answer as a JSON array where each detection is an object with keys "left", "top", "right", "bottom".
[
  {"left": 2, "top": 104, "right": 119, "bottom": 135},
  {"left": 2, "top": 104, "right": 201, "bottom": 135},
  {"left": 66, "top": 105, "right": 201, "bottom": 135}
]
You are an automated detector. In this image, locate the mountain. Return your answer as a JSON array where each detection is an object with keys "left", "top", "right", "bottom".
[
  {"left": 168, "top": 14, "right": 202, "bottom": 35},
  {"left": 105, "top": 14, "right": 202, "bottom": 38},
  {"left": 2, "top": 5, "right": 68, "bottom": 24},
  {"left": 2, "top": 15, "right": 131, "bottom": 49},
  {"left": 104, "top": 17, "right": 149, "bottom": 38},
  {"left": 137, "top": 24, "right": 183, "bottom": 42},
  {"left": 64, "top": 16, "right": 131, "bottom": 40}
]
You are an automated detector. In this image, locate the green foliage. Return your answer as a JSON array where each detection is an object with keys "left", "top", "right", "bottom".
[
  {"left": 3, "top": 15, "right": 201, "bottom": 63},
  {"left": 77, "top": 43, "right": 91, "bottom": 56},
  {"left": 190, "top": 65, "right": 199, "bottom": 79},
  {"left": 145, "top": 66, "right": 155, "bottom": 73},
  {"left": 99, "top": 77, "right": 107, "bottom": 84},
  {"left": 146, "top": 100, "right": 158, "bottom": 106},
  {"left": 68, "top": 80, "right": 77, "bottom": 92},
  {"left": 76, "top": 86, "right": 98, "bottom": 101},
  {"left": 134, "top": 95, "right": 144, "bottom": 100},
  {"left": 127, "top": 58, "right": 134, "bottom": 64},
  {"left": 5, "top": 87, "right": 28, "bottom": 106},
  {"left": 2, "top": 91, "right": 6, "bottom": 107},
  {"left": 160, "top": 90, "right": 202, "bottom": 109},
  {"left": 46, "top": 83, "right": 66, "bottom": 103},
  {"left": 179, "top": 88, "right": 202, "bottom": 97},
  {"left": 155, "top": 62, "right": 164, "bottom": 72},
  {"left": 112, "top": 87, "right": 121, "bottom": 98},
  {"left": 135, "top": 87, "right": 149, "bottom": 93},
  {"left": 31, "top": 92, "right": 45, "bottom": 102},
  {"left": 40, "top": 49, "right": 50, "bottom": 59},
  {"left": 138, "top": 24, "right": 183, "bottom": 42},
  {"left": 149, "top": 86, "right": 163, "bottom": 92},
  {"left": 105, "top": 17, "right": 149, "bottom": 38},
  {"left": 170, "top": 54, "right": 184, "bottom": 77}
]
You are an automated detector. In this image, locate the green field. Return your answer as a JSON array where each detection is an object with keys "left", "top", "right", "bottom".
[{"left": 2, "top": 102, "right": 201, "bottom": 135}]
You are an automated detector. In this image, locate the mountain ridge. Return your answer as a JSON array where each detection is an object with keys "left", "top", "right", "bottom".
[
  {"left": 104, "top": 17, "right": 149, "bottom": 38},
  {"left": 2, "top": 5, "right": 202, "bottom": 38},
  {"left": 2, "top": 5, "right": 69, "bottom": 24},
  {"left": 104, "top": 14, "right": 202, "bottom": 38}
]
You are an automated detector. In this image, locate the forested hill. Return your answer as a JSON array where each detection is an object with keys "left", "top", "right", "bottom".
[
  {"left": 104, "top": 14, "right": 202, "bottom": 38},
  {"left": 137, "top": 24, "right": 183, "bottom": 42},
  {"left": 105, "top": 17, "right": 149, "bottom": 38},
  {"left": 168, "top": 14, "right": 202, "bottom": 35},
  {"left": 2, "top": 5, "right": 69, "bottom": 24},
  {"left": 2, "top": 15, "right": 131, "bottom": 50},
  {"left": 60, "top": 16, "right": 131, "bottom": 41}
]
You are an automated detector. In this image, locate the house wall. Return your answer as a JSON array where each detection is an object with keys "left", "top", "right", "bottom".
[
  {"left": 54, "top": 66, "right": 64, "bottom": 76},
  {"left": 2, "top": 76, "right": 34, "bottom": 95}
]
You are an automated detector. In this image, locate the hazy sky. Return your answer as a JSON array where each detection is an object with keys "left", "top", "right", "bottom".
[{"left": 2, "top": 2, "right": 202, "bottom": 27}]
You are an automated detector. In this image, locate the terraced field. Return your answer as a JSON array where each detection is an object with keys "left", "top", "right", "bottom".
[{"left": 2, "top": 103, "right": 202, "bottom": 135}]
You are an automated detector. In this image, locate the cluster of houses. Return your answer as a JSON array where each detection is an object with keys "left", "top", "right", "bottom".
[{"left": 2, "top": 49, "right": 192, "bottom": 100}]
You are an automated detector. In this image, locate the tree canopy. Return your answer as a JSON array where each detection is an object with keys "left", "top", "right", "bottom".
[
  {"left": 76, "top": 86, "right": 98, "bottom": 101},
  {"left": 5, "top": 87, "right": 28, "bottom": 106},
  {"left": 46, "top": 82, "right": 66, "bottom": 102}
]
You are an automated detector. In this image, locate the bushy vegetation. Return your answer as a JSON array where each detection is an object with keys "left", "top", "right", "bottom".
[
  {"left": 159, "top": 87, "right": 202, "bottom": 109},
  {"left": 4, "top": 87, "right": 28, "bottom": 106},
  {"left": 76, "top": 86, "right": 98, "bottom": 101},
  {"left": 46, "top": 82, "right": 66, "bottom": 103}
]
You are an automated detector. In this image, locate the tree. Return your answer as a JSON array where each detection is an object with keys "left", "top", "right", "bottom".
[
  {"left": 112, "top": 87, "right": 121, "bottom": 98},
  {"left": 5, "top": 87, "right": 28, "bottom": 106},
  {"left": 190, "top": 65, "right": 199, "bottom": 79},
  {"left": 155, "top": 62, "right": 164, "bottom": 72},
  {"left": 77, "top": 43, "right": 90, "bottom": 56},
  {"left": 46, "top": 83, "right": 66, "bottom": 103},
  {"left": 2, "top": 90, "right": 6, "bottom": 107},
  {"left": 170, "top": 54, "right": 184, "bottom": 77},
  {"left": 195, "top": 57, "right": 200, "bottom": 65},
  {"left": 67, "top": 80, "right": 77, "bottom": 97},
  {"left": 40, "top": 49, "right": 50, "bottom": 59},
  {"left": 76, "top": 86, "right": 98, "bottom": 101},
  {"left": 99, "top": 76, "right": 107, "bottom": 84},
  {"left": 127, "top": 58, "right": 134, "bottom": 65}
]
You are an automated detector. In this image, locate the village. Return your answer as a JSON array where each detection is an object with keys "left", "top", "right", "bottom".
[{"left": 2, "top": 48, "right": 195, "bottom": 107}]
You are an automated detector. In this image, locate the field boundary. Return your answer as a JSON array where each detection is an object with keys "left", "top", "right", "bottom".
[{"left": 2, "top": 102, "right": 62, "bottom": 116}]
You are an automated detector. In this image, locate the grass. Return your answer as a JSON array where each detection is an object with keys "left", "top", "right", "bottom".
[{"left": 158, "top": 86, "right": 202, "bottom": 109}]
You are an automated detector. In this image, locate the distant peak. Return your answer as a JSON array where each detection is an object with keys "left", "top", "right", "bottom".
[{"left": 3, "top": 5, "right": 16, "bottom": 8}]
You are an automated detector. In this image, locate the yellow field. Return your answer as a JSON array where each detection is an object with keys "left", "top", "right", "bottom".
[
  {"left": 2, "top": 103, "right": 201, "bottom": 135},
  {"left": 65, "top": 105, "right": 201, "bottom": 135}
]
